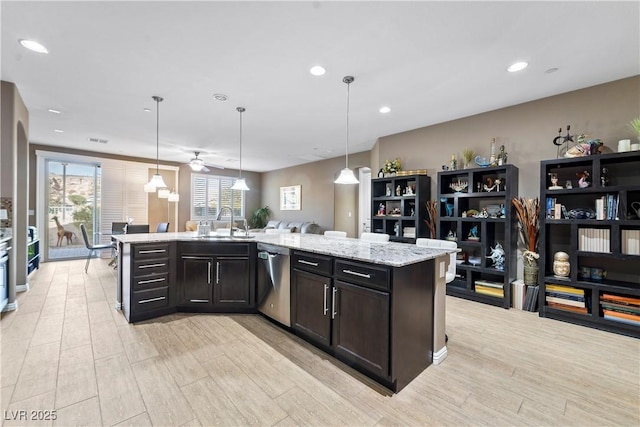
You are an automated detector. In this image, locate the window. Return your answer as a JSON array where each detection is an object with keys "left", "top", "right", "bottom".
[{"left": 191, "top": 174, "right": 244, "bottom": 220}]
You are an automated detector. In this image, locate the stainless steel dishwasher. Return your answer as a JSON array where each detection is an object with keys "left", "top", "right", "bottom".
[{"left": 257, "top": 243, "right": 291, "bottom": 327}]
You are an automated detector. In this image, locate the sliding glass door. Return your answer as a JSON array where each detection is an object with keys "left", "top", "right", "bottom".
[{"left": 46, "top": 160, "right": 101, "bottom": 260}]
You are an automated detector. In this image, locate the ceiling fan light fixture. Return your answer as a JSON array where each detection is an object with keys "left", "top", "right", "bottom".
[
  {"left": 334, "top": 75, "right": 359, "bottom": 185},
  {"left": 145, "top": 95, "right": 168, "bottom": 191}
]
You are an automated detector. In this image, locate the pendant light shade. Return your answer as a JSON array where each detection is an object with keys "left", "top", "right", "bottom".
[
  {"left": 334, "top": 76, "right": 359, "bottom": 184},
  {"left": 168, "top": 191, "right": 180, "bottom": 202},
  {"left": 157, "top": 187, "right": 170, "bottom": 199},
  {"left": 231, "top": 107, "right": 250, "bottom": 191},
  {"left": 145, "top": 95, "right": 167, "bottom": 191}
]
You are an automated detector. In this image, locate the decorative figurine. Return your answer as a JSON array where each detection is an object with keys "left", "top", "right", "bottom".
[
  {"left": 386, "top": 186, "right": 391, "bottom": 196},
  {"left": 486, "top": 242, "right": 505, "bottom": 271},
  {"left": 497, "top": 145, "right": 507, "bottom": 165},
  {"left": 565, "top": 180, "right": 573, "bottom": 189},
  {"left": 449, "top": 180, "right": 468, "bottom": 193},
  {"left": 548, "top": 173, "right": 563, "bottom": 190},
  {"left": 396, "top": 185, "right": 401, "bottom": 196},
  {"left": 489, "top": 138, "right": 497, "bottom": 166},
  {"left": 377, "top": 203, "right": 385, "bottom": 216},
  {"left": 467, "top": 225, "right": 480, "bottom": 241},
  {"left": 484, "top": 177, "right": 499, "bottom": 192},
  {"left": 394, "top": 222, "right": 400, "bottom": 237},
  {"left": 500, "top": 204, "right": 506, "bottom": 217},
  {"left": 446, "top": 229, "right": 457, "bottom": 241},
  {"left": 553, "top": 125, "right": 574, "bottom": 158},
  {"left": 378, "top": 168, "right": 384, "bottom": 178},
  {"left": 553, "top": 251, "right": 570, "bottom": 277},
  {"left": 405, "top": 186, "right": 413, "bottom": 195},
  {"left": 450, "top": 153, "right": 457, "bottom": 171},
  {"left": 601, "top": 167, "right": 609, "bottom": 187},
  {"left": 577, "top": 170, "right": 590, "bottom": 188}
]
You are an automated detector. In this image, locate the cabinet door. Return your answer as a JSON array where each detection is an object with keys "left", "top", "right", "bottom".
[
  {"left": 180, "top": 256, "right": 213, "bottom": 305},
  {"left": 214, "top": 256, "right": 250, "bottom": 307},
  {"left": 291, "top": 269, "right": 332, "bottom": 348},
  {"left": 332, "top": 280, "right": 390, "bottom": 379}
]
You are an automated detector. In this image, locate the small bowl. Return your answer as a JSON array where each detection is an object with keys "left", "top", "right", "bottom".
[
  {"left": 468, "top": 257, "right": 481, "bottom": 266},
  {"left": 474, "top": 156, "right": 490, "bottom": 168}
]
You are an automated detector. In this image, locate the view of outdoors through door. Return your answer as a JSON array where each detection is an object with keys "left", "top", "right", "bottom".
[{"left": 46, "top": 160, "right": 101, "bottom": 260}]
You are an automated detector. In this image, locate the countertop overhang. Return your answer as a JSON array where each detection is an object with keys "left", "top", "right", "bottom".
[{"left": 112, "top": 232, "right": 454, "bottom": 267}]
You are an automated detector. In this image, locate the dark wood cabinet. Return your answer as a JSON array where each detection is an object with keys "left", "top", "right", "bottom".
[
  {"left": 332, "top": 280, "right": 389, "bottom": 379},
  {"left": 181, "top": 255, "right": 213, "bottom": 305},
  {"left": 177, "top": 242, "right": 254, "bottom": 311},
  {"left": 371, "top": 173, "right": 431, "bottom": 243},
  {"left": 215, "top": 256, "right": 250, "bottom": 307},
  {"left": 539, "top": 152, "right": 640, "bottom": 338},
  {"left": 437, "top": 164, "right": 519, "bottom": 308},
  {"left": 291, "top": 269, "right": 332, "bottom": 347}
]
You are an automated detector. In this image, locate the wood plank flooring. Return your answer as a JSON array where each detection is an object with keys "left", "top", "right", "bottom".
[{"left": 1, "top": 259, "right": 638, "bottom": 426}]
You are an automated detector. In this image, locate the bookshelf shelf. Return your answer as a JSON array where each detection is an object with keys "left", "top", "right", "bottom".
[
  {"left": 539, "top": 152, "right": 640, "bottom": 338},
  {"left": 437, "top": 164, "right": 519, "bottom": 309}
]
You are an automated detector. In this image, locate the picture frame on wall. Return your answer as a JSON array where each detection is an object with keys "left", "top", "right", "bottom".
[{"left": 280, "top": 185, "right": 301, "bottom": 210}]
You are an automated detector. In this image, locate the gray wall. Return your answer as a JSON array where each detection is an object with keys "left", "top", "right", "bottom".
[
  {"left": 376, "top": 76, "right": 640, "bottom": 198},
  {"left": 260, "top": 151, "right": 370, "bottom": 232}
]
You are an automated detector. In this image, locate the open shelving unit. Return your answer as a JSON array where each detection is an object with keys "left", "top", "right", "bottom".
[
  {"left": 371, "top": 174, "right": 430, "bottom": 243},
  {"left": 437, "top": 165, "right": 519, "bottom": 308},
  {"left": 539, "top": 152, "right": 640, "bottom": 338}
]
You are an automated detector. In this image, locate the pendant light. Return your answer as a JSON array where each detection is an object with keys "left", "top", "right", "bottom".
[
  {"left": 231, "top": 107, "right": 250, "bottom": 191},
  {"left": 334, "top": 76, "right": 359, "bottom": 184},
  {"left": 144, "top": 95, "right": 168, "bottom": 192}
]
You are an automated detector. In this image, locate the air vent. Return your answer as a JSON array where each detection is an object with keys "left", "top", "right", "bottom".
[{"left": 88, "top": 137, "right": 109, "bottom": 144}]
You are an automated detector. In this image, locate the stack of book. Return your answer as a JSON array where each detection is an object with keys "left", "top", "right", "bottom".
[
  {"left": 578, "top": 228, "right": 611, "bottom": 253},
  {"left": 511, "top": 279, "right": 526, "bottom": 310},
  {"left": 601, "top": 294, "right": 640, "bottom": 326},
  {"left": 474, "top": 279, "right": 504, "bottom": 298},
  {"left": 545, "top": 283, "right": 588, "bottom": 314},
  {"left": 595, "top": 195, "right": 619, "bottom": 220},
  {"left": 621, "top": 229, "right": 640, "bottom": 255},
  {"left": 403, "top": 227, "right": 416, "bottom": 238},
  {"left": 524, "top": 285, "right": 539, "bottom": 312}
]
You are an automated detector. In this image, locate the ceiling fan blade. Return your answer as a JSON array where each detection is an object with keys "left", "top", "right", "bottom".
[{"left": 202, "top": 165, "right": 210, "bottom": 172}]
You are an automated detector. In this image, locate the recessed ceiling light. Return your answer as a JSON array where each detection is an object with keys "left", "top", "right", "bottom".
[
  {"left": 213, "top": 93, "right": 228, "bottom": 101},
  {"left": 53, "top": 129, "right": 64, "bottom": 133},
  {"left": 545, "top": 67, "right": 559, "bottom": 74},
  {"left": 310, "top": 65, "right": 326, "bottom": 76},
  {"left": 507, "top": 61, "right": 528, "bottom": 72},
  {"left": 19, "top": 39, "right": 48, "bottom": 54},
  {"left": 379, "top": 106, "right": 391, "bottom": 114},
  {"left": 143, "top": 108, "right": 151, "bottom": 112},
  {"left": 48, "top": 108, "right": 61, "bottom": 114}
]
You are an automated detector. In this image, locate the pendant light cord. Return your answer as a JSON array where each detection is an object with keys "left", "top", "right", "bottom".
[
  {"left": 152, "top": 95, "right": 163, "bottom": 174},
  {"left": 343, "top": 76, "right": 354, "bottom": 169},
  {"left": 237, "top": 107, "right": 245, "bottom": 179}
]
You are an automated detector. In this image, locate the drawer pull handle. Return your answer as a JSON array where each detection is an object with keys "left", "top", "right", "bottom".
[
  {"left": 343, "top": 269, "right": 371, "bottom": 279},
  {"left": 190, "top": 299, "right": 209, "bottom": 303},
  {"left": 138, "top": 263, "right": 166, "bottom": 269},
  {"left": 332, "top": 287, "right": 337, "bottom": 319},
  {"left": 216, "top": 261, "right": 220, "bottom": 284},
  {"left": 139, "top": 249, "right": 166, "bottom": 254},
  {"left": 323, "top": 284, "right": 329, "bottom": 315},
  {"left": 298, "top": 259, "right": 319, "bottom": 267},
  {"left": 182, "top": 256, "right": 210, "bottom": 260},
  {"left": 208, "top": 261, "right": 212, "bottom": 285},
  {"left": 138, "top": 296, "right": 166, "bottom": 304},
  {"left": 137, "top": 277, "right": 166, "bottom": 285}
]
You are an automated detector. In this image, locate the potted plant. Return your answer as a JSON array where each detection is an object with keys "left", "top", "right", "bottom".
[
  {"left": 461, "top": 149, "right": 476, "bottom": 169},
  {"left": 629, "top": 117, "right": 640, "bottom": 142},
  {"left": 383, "top": 158, "right": 401, "bottom": 177},
  {"left": 248, "top": 206, "right": 272, "bottom": 229},
  {"left": 512, "top": 197, "right": 540, "bottom": 285}
]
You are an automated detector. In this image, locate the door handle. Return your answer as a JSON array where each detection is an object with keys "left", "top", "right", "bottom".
[
  {"left": 323, "top": 284, "right": 328, "bottom": 315},
  {"left": 208, "top": 261, "right": 212, "bottom": 285},
  {"left": 331, "top": 287, "right": 337, "bottom": 319},
  {"left": 216, "top": 261, "right": 220, "bottom": 284}
]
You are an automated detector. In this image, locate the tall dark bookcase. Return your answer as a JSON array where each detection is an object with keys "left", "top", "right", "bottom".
[
  {"left": 371, "top": 174, "right": 430, "bottom": 243},
  {"left": 539, "top": 152, "right": 640, "bottom": 338},
  {"left": 437, "top": 165, "right": 519, "bottom": 308}
]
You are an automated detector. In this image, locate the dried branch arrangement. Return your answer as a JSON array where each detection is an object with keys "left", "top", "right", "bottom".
[
  {"left": 423, "top": 200, "right": 438, "bottom": 239},
  {"left": 512, "top": 197, "right": 540, "bottom": 265}
]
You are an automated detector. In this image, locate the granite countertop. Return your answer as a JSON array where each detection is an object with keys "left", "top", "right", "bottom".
[
  {"left": 0, "top": 228, "right": 12, "bottom": 244},
  {"left": 112, "top": 232, "right": 453, "bottom": 267}
]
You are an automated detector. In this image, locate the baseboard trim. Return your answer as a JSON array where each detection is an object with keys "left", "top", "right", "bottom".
[{"left": 433, "top": 345, "right": 448, "bottom": 365}]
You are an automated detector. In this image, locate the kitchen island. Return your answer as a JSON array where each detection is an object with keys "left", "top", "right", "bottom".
[{"left": 113, "top": 231, "right": 454, "bottom": 392}]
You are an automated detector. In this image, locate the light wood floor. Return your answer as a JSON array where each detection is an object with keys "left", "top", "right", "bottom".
[{"left": 1, "top": 259, "right": 638, "bottom": 427}]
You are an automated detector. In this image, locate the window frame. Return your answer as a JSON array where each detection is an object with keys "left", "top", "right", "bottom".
[{"left": 190, "top": 173, "right": 245, "bottom": 221}]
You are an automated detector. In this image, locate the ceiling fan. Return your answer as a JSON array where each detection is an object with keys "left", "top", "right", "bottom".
[{"left": 187, "top": 151, "right": 224, "bottom": 172}]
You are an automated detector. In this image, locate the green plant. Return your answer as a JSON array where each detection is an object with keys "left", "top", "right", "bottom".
[
  {"left": 249, "top": 206, "right": 271, "bottom": 228},
  {"left": 383, "top": 158, "right": 401, "bottom": 174},
  {"left": 629, "top": 117, "right": 640, "bottom": 136},
  {"left": 461, "top": 149, "right": 476, "bottom": 167}
]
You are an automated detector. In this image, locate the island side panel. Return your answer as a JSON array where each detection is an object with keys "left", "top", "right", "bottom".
[{"left": 391, "top": 258, "right": 434, "bottom": 392}]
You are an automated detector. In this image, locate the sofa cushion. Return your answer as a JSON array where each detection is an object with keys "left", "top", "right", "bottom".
[
  {"left": 265, "top": 220, "right": 281, "bottom": 229},
  {"left": 301, "top": 222, "right": 322, "bottom": 234}
]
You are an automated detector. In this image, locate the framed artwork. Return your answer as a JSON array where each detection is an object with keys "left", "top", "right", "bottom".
[{"left": 280, "top": 185, "right": 301, "bottom": 210}]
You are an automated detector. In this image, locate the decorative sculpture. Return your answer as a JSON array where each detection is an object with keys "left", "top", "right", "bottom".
[{"left": 486, "top": 242, "right": 505, "bottom": 271}]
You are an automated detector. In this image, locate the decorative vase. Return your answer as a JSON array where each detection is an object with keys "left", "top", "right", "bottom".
[
  {"left": 523, "top": 265, "right": 539, "bottom": 286},
  {"left": 552, "top": 251, "right": 570, "bottom": 277}
]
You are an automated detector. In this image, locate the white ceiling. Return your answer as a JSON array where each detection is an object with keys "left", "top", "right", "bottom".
[{"left": 2, "top": 1, "right": 638, "bottom": 172}]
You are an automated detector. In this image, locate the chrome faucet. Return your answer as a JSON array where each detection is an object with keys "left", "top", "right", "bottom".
[{"left": 217, "top": 206, "right": 235, "bottom": 236}]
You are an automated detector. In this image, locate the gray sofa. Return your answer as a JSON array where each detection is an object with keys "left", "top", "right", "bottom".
[{"left": 260, "top": 220, "right": 323, "bottom": 234}]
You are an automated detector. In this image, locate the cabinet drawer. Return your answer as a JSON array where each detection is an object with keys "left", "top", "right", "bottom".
[
  {"left": 335, "top": 259, "right": 390, "bottom": 291},
  {"left": 134, "top": 258, "right": 169, "bottom": 274},
  {"left": 133, "top": 272, "right": 169, "bottom": 290},
  {"left": 134, "top": 244, "right": 171, "bottom": 259},
  {"left": 132, "top": 287, "right": 169, "bottom": 311},
  {"left": 293, "top": 251, "right": 333, "bottom": 276},
  {"left": 180, "top": 242, "right": 249, "bottom": 256}
]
